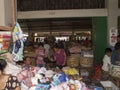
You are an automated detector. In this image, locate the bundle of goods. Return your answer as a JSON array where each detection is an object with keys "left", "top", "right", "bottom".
[
  {"left": 79, "top": 68, "right": 91, "bottom": 82},
  {"left": 87, "top": 85, "right": 103, "bottom": 90},
  {"left": 4, "top": 61, "right": 22, "bottom": 76},
  {"left": 62, "top": 66, "right": 79, "bottom": 76},
  {"left": 80, "top": 69, "right": 89, "bottom": 77},
  {"left": 49, "top": 79, "right": 90, "bottom": 90},
  {"left": 69, "top": 46, "right": 81, "bottom": 54},
  {"left": 80, "top": 56, "right": 93, "bottom": 67},
  {"left": 1, "top": 52, "right": 22, "bottom": 76},
  {"left": 16, "top": 66, "right": 91, "bottom": 90},
  {"left": 110, "top": 65, "right": 120, "bottom": 78},
  {"left": 92, "top": 65, "right": 102, "bottom": 80},
  {"left": 80, "top": 50, "right": 93, "bottom": 67},
  {"left": 116, "top": 61, "right": 120, "bottom": 65},
  {"left": 24, "top": 49, "right": 35, "bottom": 57},
  {"left": 67, "top": 54, "right": 80, "bottom": 67}
]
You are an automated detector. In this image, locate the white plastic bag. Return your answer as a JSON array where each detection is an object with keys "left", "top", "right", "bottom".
[{"left": 4, "top": 62, "right": 22, "bottom": 76}]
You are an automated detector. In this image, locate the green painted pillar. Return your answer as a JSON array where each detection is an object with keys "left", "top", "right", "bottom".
[{"left": 92, "top": 17, "right": 107, "bottom": 65}]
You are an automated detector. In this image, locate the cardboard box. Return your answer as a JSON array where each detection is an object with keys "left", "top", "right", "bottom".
[{"left": 100, "top": 81, "right": 119, "bottom": 90}]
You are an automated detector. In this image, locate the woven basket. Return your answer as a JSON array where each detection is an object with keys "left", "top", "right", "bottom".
[
  {"left": 110, "top": 65, "right": 120, "bottom": 78},
  {"left": 79, "top": 56, "right": 93, "bottom": 67},
  {"left": 67, "top": 54, "right": 80, "bottom": 67}
]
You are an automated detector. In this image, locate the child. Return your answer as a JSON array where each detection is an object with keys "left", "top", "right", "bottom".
[
  {"left": 23, "top": 56, "right": 32, "bottom": 70},
  {"left": 35, "top": 43, "right": 45, "bottom": 67},
  {"left": 102, "top": 48, "right": 112, "bottom": 80}
]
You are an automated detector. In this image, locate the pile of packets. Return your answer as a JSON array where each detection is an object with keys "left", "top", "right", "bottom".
[{"left": 16, "top": 66, "right": 92, "bottom": 90}]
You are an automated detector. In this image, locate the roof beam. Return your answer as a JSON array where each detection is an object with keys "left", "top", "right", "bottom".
[
  {"left": 23, "top": 28, "right": 90, "bottom": 33},
  {"left": 17, "top": 9, "right": 107, "bottom": 19}
]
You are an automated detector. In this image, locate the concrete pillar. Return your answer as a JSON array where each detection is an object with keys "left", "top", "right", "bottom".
[
  {"left": 107, "top": 0, "right": 119, "bottom": 46},
  {"left": 0, "top": 0, "right": 11, "bottom": 27}
]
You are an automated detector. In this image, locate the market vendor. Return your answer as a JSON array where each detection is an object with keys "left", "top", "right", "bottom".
[
  {"left": 53, "top": 44, "right": 66, "bottom": 69},
  {"left": 111, "top": 42, "right": 120, "bottom": 65}
]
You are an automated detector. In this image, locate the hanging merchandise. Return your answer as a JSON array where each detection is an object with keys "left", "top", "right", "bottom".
[
  {"left": 92, "top": 65, "right": 102, "bottom": 81},
  {"left": 12, "top": 22, "right": 24, "bottom": 61},
  {"left": 109, "top": 27, "right": 118, "bottom": 47},
  {"left": 8, "top": 36, "right": 14, "bottom": 54},
  {"left": 0, "top": 31, "right": 11, "bottom": 54}
]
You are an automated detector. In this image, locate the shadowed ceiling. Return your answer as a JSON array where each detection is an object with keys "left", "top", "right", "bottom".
[
  {"left": 17, "top": 0, "right": 119, "bottom": 33},
  {"left": 18, "top": 18, "right": 92, "bottom": 32}
]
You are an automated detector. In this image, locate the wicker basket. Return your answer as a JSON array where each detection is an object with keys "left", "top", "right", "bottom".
[
  {"left": 67, "top": 54, "right": 80, "bottom": 67},
  {"left": 110, "top": 65, "right": 120, "bottom": 78},
  {"left": 79, "top": 56, "right": 93, "bottom": 67}
]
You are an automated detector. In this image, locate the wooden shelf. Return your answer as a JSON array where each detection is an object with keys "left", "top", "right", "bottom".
[
  {"left": 0, "top": 26, "right": 12, "bottom": 31},
  {"left": 0, "top": 0, "right": 15, "bottom": 31}
]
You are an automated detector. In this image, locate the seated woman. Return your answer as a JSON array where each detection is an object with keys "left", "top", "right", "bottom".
[
  {"left": 53, "top": 44, "right": 66, "bottom": 69},
  {"left": 0, "top": 59, "right": 21, "bottom": 90}
]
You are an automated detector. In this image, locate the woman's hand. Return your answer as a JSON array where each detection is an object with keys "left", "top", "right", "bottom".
[{"left": 15, "top": 86, "right": 21, "bottom": 90}]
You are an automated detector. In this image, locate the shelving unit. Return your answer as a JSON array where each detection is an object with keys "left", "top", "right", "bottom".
[{"left": 0, "top": 0, "right": 15, "bottom": 31}]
